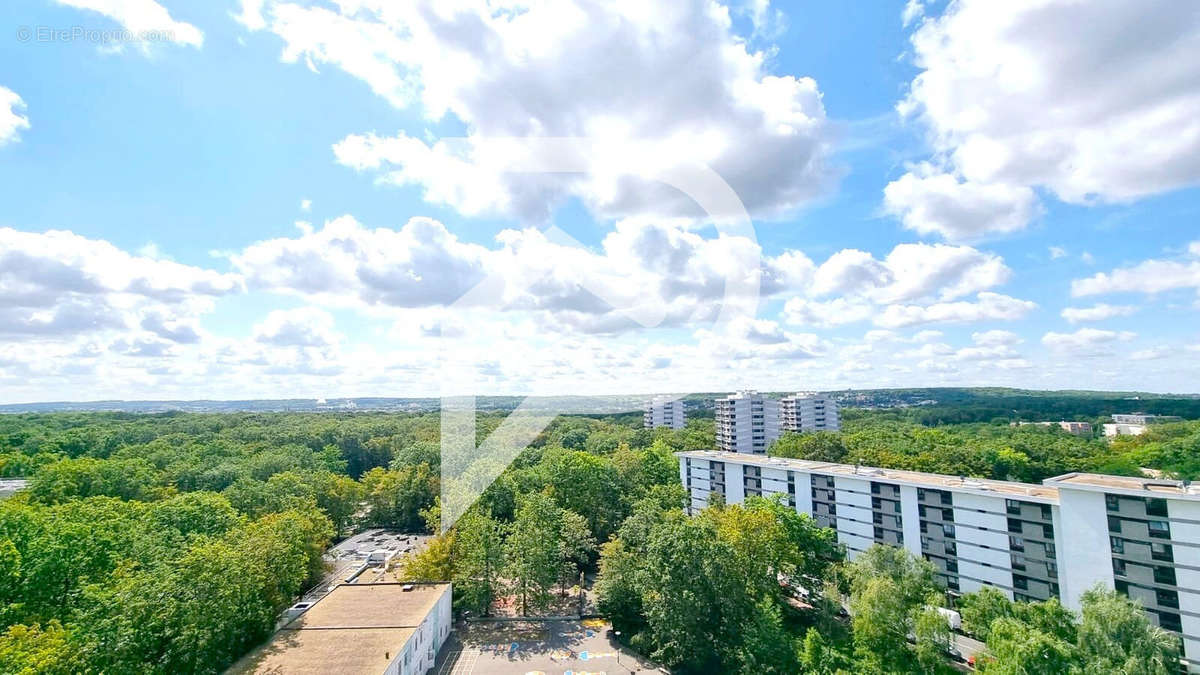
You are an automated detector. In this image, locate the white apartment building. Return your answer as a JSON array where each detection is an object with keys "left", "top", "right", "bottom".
[
  {"left": 715, "top": 391, "right": 779, "bottom": 454},
  {"left": 644, "top": 396, "right": 686, "bottom": 430},
  {"left": 779, "top": 392, "right": 840, "bottom": 433},
  {"left": 679, "top": 451, "right": 1200, "bottom": 671},
  {"left": 1105, "top": 413, "right": 1182, "bottom": 438}
]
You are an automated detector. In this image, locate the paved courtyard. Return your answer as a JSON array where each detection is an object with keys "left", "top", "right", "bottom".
[{"left": 435, "top": 619, "right": 662, "bottom": 675}]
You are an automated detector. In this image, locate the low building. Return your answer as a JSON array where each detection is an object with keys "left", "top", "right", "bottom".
[
  {"left": 1105, "top": 423, "right": 1148, "bottom": 437},
  {"left": 779, "top": 392, "right": 840, "bottom": 433},
  {"left": 228, "top": 582, "right": 452, "bottom": 675},
  {"left": 1010, "top": 421, "right": 1092, "bottom": 435},
  {"left": 678, "top": 450, "right": 1200, "bottom": 672},
  {"left": 1112, "top": 413, "right": 1182, "bottom": 425},
  {"left": 644, "top": 396, "right": 686, "bottom": 429}
]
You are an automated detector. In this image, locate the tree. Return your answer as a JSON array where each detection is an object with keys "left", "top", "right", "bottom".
[
  {"left": 542, "top": 450, "right": 626, "bottom": 542},
  {"left": 451, "top": 511, "right": 505, "bottom": 615},
  {"left": 770, "top": 431, "right": 847, "bottom": 463},
  {"left": 556, "top": 509, "right": 595, "bottom": 596},
  {"left": 361, "top": 463, "right": 438, "bottom": 531},
  {"left": 959, "top": 586, "right": 1015, "bottom": 642},
  {"left": 401, "top": 532, "right": 455, "bottom": 582},
  {"left": 504, "top": 493, "right": 563, "bottom": 616},
  {"left": 1076, "top": 586, "right": 1179, "bottom": 674},
  {"left": 851, "top": 575, "right": 914, "bottom": 671},
  {"left": 978, "top": 616, "right": 1078, "bottom": 674},
  {"left": 913, "top": 604, "right": 953, "bottom": 674}
]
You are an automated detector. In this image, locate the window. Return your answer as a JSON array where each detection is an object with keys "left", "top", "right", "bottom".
[
  {"left": 1156, "top": 589, "right": 1180, "bottom": 609},
  {"left": 1009, "top": 535, "right": 1025, "bottom": 552},
  {"left": 871, "top": 483, "right": 881, "bottom": 495},
  {"left": 1154, "top": 566, "right": 1176, "bottom": 585},
  {"left": 1110, "top": 536, "right": 1124, "bottom": 554},
  {"left": 872, "top": 497, "right": 882, "bottom": 509},
  {"left": 944, "top": 541, "right": 957, "bottom": 556},
  {"left": 1008, "top": 518, "right": 1022, "bottom": 534},
  {"left": 921, "top": 535, "right": 930, "bottom": 550},
  {"left": 917, "top": 488, "right": 926, "bottom": 501},
  {"left": 893, "top": 501, "right": 902, "bottom": 513},
  {"left": 1152, "top": 542, "right": 1174, "bottom": 562},
  {"left": 1011, "top": 555, "right": 1027, "bottom": 571},
  {"left": 1041, "top": 504, "right": 1052, "bottom": 520},
  {"left": 1114, "top": 579, "right": 1129, "bottom": 595},
  {"left": 1107, "top": 516, "right": 1121, "bottom": 534},
  {"left": 1007, "top": 499, "right": 1022, "bottom": 515},
  {"left": 946, "top": 578, "right": 960, "bottom": 592},
  {"left": 1158, "top": 612, "right": 1182, "bottom": 633},
  {"left": 1106, "top": 494, "right": 1120, "bottom": 511},
  {"left": 945, "top": 560, "right": 958, "bottom": 573},
  {"left": 1112, "top": 559, "right": 1126, "bottom": 577},
  {"left": 1148, "top": 520, "right": 1171, "bottom": 539},
  {"left": 1042, "top": 524, "right": 1054, "bottom": 539},
  {"left": 874, "top": 527, "right": 884, "bottom": 539},
  {"left": 1146, "top": 498, "right": 1169, "bottom": 518},
  {"left": 919, "top": 505, "right": 927, "bottom": 518},
  {"left": 1046, "top": 561, "right": 1058, "bottom": 578},
  {"left": 1013, "top": 575, "right": 1028, "bottom": 590},
  {"left": 943, "top": 523, "right": 956, "bottom": 538},
  {"left": 1043, "top": 542, "right": 1056, "bottom": 558},
  {"left": 873, "top": 512, "right": 884, "bottom": 524},
  {"left": 942, "top": 508, "right": 954, "bottom": 522},
  {"left": 940, "top": 492, "right": 953, "bottom": 506}
]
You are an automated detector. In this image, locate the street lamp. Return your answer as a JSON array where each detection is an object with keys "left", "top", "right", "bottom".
[{"left": 614, "top": 630, "right": 631, "bottom": 674}]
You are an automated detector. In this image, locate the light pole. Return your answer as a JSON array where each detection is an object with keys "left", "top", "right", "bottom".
[{"left": 614, "top": 630, "right": 631, "bottom": 674}]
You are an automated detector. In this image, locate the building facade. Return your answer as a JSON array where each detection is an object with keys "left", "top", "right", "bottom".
[
  {"left": 779, "top": 392, "right": 840, "bottom": 433},
  {"left": 715, "top": 391, "right": 780, "bottom": 454},
  {"left": 644, "top": 396, "right": 686, "bottom": 430},
  {"left": 678, "top": 451, "right": 1200, "bottom": 671}
]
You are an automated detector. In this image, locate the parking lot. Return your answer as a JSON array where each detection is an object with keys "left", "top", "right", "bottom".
[{"left": 434, "top": 619, "right": 662, "bottom": 675}]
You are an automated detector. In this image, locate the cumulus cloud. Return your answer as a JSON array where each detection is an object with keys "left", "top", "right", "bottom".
[
  {"left": 54, "top": 0, "right": 204, "bottom": 47},
  {"left": 244, "top": 0, "right": 836, "bottom": 222},
  {"left": 1060, "top": 304, "right": 1138, "bottom": 323},
  {"left": 1042, "top": 328, "right": 1136, "bottom": 356},
  {"left": 0, "top": 87, "right": 30, "bottom": 146},
  {"left": 1071, "top": 244, "right": 1200, "bottom": 297},
  {"left": 892, "top": 0, "right": 1200, "bottom": 238},
  {"left": 252, "top": 307, "right": 340, "bottom": 348},
  {"left": 876, "top": 292, "right": 1036, "bottom": 329},
  {"left": 882, "top": 164, "right": 1039, "bottom": 241},
  {"left": 0, "top": 228, "right": 240, "bottom": 341}
]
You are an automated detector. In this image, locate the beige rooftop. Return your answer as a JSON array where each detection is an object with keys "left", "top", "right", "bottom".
[
  {"left": 227, "top": 582, "right": 450, "bottom": 675},
  {"left": 678, "top": 450, "right": 1059, "bottom": 500},
  {"left": 1045, "top": 472, "right": 1200, "bottom": 499}
]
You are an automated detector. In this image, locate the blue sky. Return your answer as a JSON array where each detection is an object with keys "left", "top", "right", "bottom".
[{"left": 1, "top": 0, "right": 1198, "bottom": 402}]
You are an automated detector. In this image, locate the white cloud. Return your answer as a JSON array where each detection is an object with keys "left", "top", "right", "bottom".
[
  {"left": 1049, "top": 246, "right": 1067, "bottom": 260},
  {"left": 300, "top": 199, "right": 311, "bottom": 212},
  {"left": 882, "top": 164, "right": 1039, "bottom": 241},
  {"left": 253, "top": 307, "right": 340, "bottom": 348},
  {"left": 1042, "top": 328, "right": 1136, "bottom": 356},
  {"left": 54, "top": 0, "right": 204, "bottom": 47},
  {"left": 911, "top": 1, "right": 1200, "bottom": 201},
  {"left": 782, "top": 297, "right": 874, "bottom": 328},
  {"left": 1071, "top": 245, "right": 1200, "bottom": 297},
  {"left": 901, "top": 0, "right": 925, "bottom": 27},
  {"left": 245, "top": 0, "right": 836, "bottom": 222},
  {"left": 971, "top": 329, "right": 1021, "bottom": 347},
  {"left": 0, "top": 87, "right": 30, "bottom": 146},
  {"left": 876, "top": 292, "right": 1036, "bottom": 329},
  {"left": 1131, "top": 346, "right": 1171, "bottom": 361},
  {"left": 1060, "top": 303, "right": 1138, "bottom": 323},
  {"left": 0, "top": 227, "right": 240, "bottom": 341},
  {"left": 894, "top": 1, "right": 1200, "bottom": 239}
]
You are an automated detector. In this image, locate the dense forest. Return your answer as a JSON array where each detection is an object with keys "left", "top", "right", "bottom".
[{"left": 0, "top": 397, "right": 1196, "bottom": 673}]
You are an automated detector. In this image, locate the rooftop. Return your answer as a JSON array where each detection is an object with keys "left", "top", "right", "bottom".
[
  {"left": 1044, "top": 472, "right": 1200, "bottom": 499},
  {"left": 227, "top": 582, "right": 450, "bottom": 675},
  {"left": 677, "top": 450, "right": 1059, "bottom": 501}
]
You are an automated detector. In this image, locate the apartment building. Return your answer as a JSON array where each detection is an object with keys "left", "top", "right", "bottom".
[
  {"left": 643, "top": 396, "right": 686, "bottom": 430},
  {"left": 678, "top": 451, "right": 1200, "bottom": 671},
  {"left": 715, "top": 391, "right": 779, "bottom": 454},
  {"left": 779, "top": 392, "right": 840, "bottom": 433}
]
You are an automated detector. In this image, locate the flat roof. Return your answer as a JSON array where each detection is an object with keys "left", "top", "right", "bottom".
[
  {"left": 227, "top": 582, "right": 450, "bottom": 675},
  {"left": 1044, "top": 472, "right": 1200, "bottom": 499},
  {"left": 677, "top": 450, "right": 1059, "bottom": 501}
]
